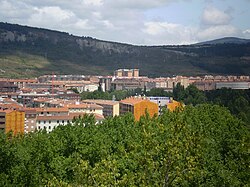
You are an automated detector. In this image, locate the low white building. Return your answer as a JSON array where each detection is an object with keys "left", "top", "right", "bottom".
[
  {"left": 147, "top": 96, "right": 171, "bottom": 114},
  {"left": 36, "top": 113, "right": 104, "bottom": 132}
]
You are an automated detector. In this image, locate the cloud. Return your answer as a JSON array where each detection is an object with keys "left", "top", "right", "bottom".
[
  {"left": 243, "top": 29, "right": 250, "bottom": 37},
  {"left": 104, "top": 0, "right": 174, "bottom": 10},
  {"left": 143, "top": 21, "right": 197, "bottom": 45},
  {"left": 197, "top": 25, "right": 238, "bottom": 40},
  {"left": 0, "top": 0, "right": 248, "bottom": 45},
  {"left": 243, "top": 29, "right": 250, "bottom": 34},
  {"left": 202, "top": 6, "right": 232, "bottom": 25}
]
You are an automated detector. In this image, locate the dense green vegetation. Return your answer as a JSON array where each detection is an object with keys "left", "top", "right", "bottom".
[
  {"left": 173, "top": 84, "right": 250, "bottom": 126},
  {"left": 80, "top": 88, "right": 173, "bottom": 101},
  {"left": 206, "top": 88, "right": 250, "bottom": 126},
  {"left": 1, "top": 22, "right": 250, "bottom": 78},
  {"left": 79, "top": 86, "right": 250, "bottom": 126},
  {"left": 0, "top": 105, "right": 249, "bottom": 186}
]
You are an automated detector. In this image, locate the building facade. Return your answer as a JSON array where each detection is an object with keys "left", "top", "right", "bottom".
[
  {"left": 83, "top": 99, "right": 119, "bottom": 117},
  {"left": 120, "top": 97, "right": 158, "bottom": 121},
  {"left": 0, "top": 110, "right": 25, "bottom": 135}
]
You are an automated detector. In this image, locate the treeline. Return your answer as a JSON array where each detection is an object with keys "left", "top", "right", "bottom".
[
  {"left": 0, "top": 105, "right": 249, "bottom": 186},
  {"left": 79, "top": 85, "right": 250, "bottom": 126},
  {"left": 80, "top": 88, "right": 173, "bottom": 101},
  {"left": 173, "top": 84, "right": 250, "bottom": 126}
]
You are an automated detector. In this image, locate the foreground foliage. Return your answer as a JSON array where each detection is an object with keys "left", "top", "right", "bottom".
[{"left": 0, "top": 105, "right": 249, "bottom": 186}]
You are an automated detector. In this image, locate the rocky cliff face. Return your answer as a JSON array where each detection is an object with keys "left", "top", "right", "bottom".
[
  {"left": 0, "top": 22, "right": 250, "bottom": 78},
  {"left": 0, "top": 23, "right": 136, "bottom": 54}
]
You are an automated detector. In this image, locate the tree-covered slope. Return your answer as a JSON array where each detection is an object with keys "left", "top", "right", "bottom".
[
  {"left": 0, "top": 105, "right": 249, "bottom": 186},
  {"left": 0, "top": 22, "right": 250, "bottom": 78}
]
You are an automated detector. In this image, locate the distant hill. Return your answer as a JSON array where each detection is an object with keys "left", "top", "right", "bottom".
[
  {"left": 195, "top": 37, "right": 250, "bottom": 45},
  {"left": 0, "top": 22, "right": 250, "bottom": 78}
]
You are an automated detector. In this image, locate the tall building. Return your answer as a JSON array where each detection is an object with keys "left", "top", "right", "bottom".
[
  {"left": 0, "top": 109, "right": 25, "bottom": 135},
  {"left": 120, "top": 97, "right": 158, "bottom": 121},
  {"left": 114, "top": 69, "right": 139, "bottom": 78}
]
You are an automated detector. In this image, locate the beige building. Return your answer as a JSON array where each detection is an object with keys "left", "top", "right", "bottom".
[
  {"left": 114, "top": 69, "right": 139, "bottom": 77},
  {"left": 64, "top": 103, "right": 103, "bottom": 116},
  {"left": 83, "top": 99, "right": 119, "bottom": 117}
]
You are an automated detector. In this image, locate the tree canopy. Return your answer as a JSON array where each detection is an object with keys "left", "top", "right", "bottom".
[{"left": 0, "top": 104, "right": 249, "bottom": 186}]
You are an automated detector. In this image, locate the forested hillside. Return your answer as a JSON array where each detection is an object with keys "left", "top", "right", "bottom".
[
  {"left": 0, "top": 105, "right": 249, "bottom": 186},
  {"left": 1, "top": 22, "right": 250, "bottom": 78}
]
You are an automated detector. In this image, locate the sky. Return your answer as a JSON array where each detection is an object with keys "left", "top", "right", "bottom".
[{"left": 0, "top": 0, "right": 250, "bottom": 45}]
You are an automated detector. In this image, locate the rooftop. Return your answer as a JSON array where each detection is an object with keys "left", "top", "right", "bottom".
[{"left": 83, "top": 99, "right": 119, "bottom": 105}]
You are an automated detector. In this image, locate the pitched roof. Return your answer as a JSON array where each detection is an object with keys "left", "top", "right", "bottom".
[
  {"left": 83, "top": 99, "right": 119, "bottom": 106},
  {"left": 120, "top": 97, "right": 149, "bottom": 105},
  {"left": 65, "top": 103, "right": 103, "bottom": 109},
  {"left": 36, "top": 107, "right": 69, "bottom": 112}
]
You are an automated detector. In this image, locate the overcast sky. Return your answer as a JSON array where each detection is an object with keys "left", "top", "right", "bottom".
[{"left": 1, "top": 0, "right": 250, "bottom": 45}]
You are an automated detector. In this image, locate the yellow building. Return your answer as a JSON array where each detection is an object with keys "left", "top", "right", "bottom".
[
  {"left": 0, "top": 110, "right": 25, "bottom": 135},
  {"left": 167, "top": 100, "right": 183, "bottom": 112},
  {"left": 120, "top": 97, "right": 158, "bottom": 121}
]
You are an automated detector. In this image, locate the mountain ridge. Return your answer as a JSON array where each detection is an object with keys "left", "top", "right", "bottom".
[
  {"left": 0, "top": 22, "right": 250, "bottom": 78},
  {"left": 195, "top": 37, "right": 250, "bottom": 45}
]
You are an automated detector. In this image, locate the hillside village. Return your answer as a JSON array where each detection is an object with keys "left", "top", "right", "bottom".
[{"left": 0, "top": 69, "right": 250, "bottom": 134}]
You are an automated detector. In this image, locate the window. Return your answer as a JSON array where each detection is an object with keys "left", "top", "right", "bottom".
[
  {"left": 38, "top": 126, "right": 41, "bottom": 129},
  {"left": 62, "top": 120, "right": 64, "bottom": 123},
  {"left": 38, "top": 121, "right": 41, "bottom": 124},
  {"left": 49, "top": 126, "right": 51, "bottom": 129},
  {"left": 44, "top": 121, "right": 46, "bottom": 124},
  {"left": 49, "top": 121, "right": 51, "bottom": 124},
  {"left": 41, "top": 112, "right": 44, "bottom": 115},
  {"left": 57, "top": 120, "right": 59, "bottom": 123}
]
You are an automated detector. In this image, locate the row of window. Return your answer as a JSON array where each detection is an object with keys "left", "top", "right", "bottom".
[
  {"left": 38, "top": 120, "right": 70, "bottom": 124},
  {"left": 38, "top": 126, "right": 53, "bottom": 130}
]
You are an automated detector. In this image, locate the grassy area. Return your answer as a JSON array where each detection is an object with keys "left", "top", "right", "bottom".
[{"left": 0, "top": 52, "right": 51, "bottom": 78}]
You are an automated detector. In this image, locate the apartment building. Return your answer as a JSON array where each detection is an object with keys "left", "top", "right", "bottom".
[
  {"left": 38, "top": 75, "right": 90, "bottom": 83},
  {"left": 20, "top": 108, "right": 37, "bottom": 133},
  {"left": 35, "top": 106, "right": 104, "bottom": 132},
  {"left": 36, "top": 113, "right": 104, "bottom": 132},
  {"left": 0, "top": 109, "right": 25, "bottom": 135},
  {"left": 99, "top": 76, "right": 113, "bottom": 92},
  {"left": 215, "top": 82, "right": 250, "bottom": 90},
  {"left": 83, "top": 99, "right": 119, "bottom": 117},
  {"left": 64, "top": 103, "right": 103, "bottom": 116},
  {"left": 147, "top": 97, "right": 170, "bottom": 114},
  {"left": 111, "top": 78, "right": 147, "bottom": 91},
  {"left": 0, "top": 81, "right": 18, "bottom": 92},
  {"left": 120, "top": 97, "right": 158, "bottom": 121},
  {"left": 8, "top": 79, "right": 38, "bottom": 88},
  {"left": 114, "top": 69, "right": 139, "bottom": 77},
  {"left": 167, "top": 100, "right": 183, "bottom": 112}
]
